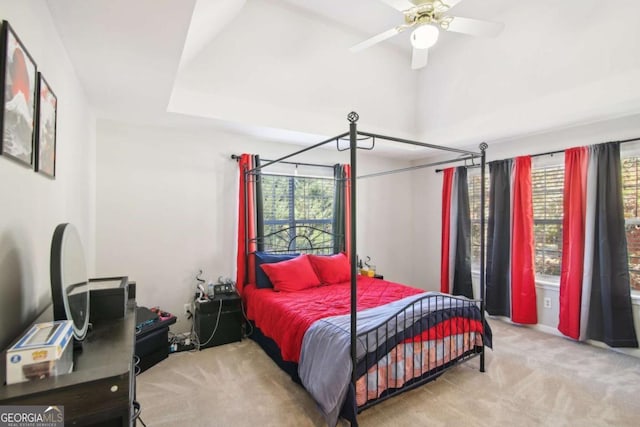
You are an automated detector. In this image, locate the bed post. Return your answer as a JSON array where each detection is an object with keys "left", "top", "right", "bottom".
[
  {"left": 348, "top": 112, "right": 359, "bottom": 390},
  {"left": 479, "top": 142, "right": 488, "bottom": 373}
]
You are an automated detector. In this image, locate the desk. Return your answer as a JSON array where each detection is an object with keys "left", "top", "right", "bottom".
[{"left": 1, "top": 302, "right": 137, "bottom": 426}]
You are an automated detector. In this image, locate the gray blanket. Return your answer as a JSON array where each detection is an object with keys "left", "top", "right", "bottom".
[{"left": 298, "top": 292, "right": 473, "bottom": 426}]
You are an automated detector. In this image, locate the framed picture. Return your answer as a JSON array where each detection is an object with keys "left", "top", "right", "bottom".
[
  {"left": 0, "top": 20, "right": 38, "bottom": 167},
  {"left": 35, "top": 73, "right": 57, "bottom": 178}
]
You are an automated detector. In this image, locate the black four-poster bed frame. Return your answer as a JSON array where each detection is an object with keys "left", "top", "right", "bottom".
[{"left": 238, "top": 111, "right": 488, "bottom": 424}]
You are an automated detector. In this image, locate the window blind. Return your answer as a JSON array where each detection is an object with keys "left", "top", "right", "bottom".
[
  {"left": 468, "top": 172, "right": 489, "bottom": 267},
  {"left": 622, "top": 157, "right": 640, "bottom": 291},
  {"left": 261, "top": 174, "right": 335, "bottom": 254},
  {"left": 532, "top": 165, "right": 564, "bottom": 277}
]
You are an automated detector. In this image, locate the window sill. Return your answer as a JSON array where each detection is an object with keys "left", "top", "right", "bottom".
[
  {"left": 533, "top": 279, "right": 640, "bottom": 304},
  {"left": 535, "top": 276, "right": 560, "bottom": 290},
  {"left": 472, "top": 270, "right": 560, "bottom": 288},
  {"left": 473, "top": 270, "right": 640, "bottom": 305}
]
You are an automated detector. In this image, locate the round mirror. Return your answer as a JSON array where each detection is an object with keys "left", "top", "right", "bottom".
[{"left": 50, "top": 223, "right": 89, "bottom": 340}]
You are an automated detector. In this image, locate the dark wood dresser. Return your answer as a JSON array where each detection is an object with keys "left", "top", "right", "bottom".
[{"left": 0, "top": 301, "right": 137, "bottom": 426}]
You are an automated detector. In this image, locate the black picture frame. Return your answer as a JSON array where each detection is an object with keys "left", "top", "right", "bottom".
[
  {"left": 0, "top": 20, "right": 38, "bottom": 167},
  {"left": 34, "top": 72, "right": 57, "bottom": 178}
]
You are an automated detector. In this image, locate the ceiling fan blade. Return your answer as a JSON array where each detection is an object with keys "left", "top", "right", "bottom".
[
  {"left": 350, "top": 27, "right": 404, "bottom": 52},
  {"left": 432, "top": 0, "right": 465, "bottom": 10},
  {"left": 409, "top": 0, "right": 465, "bottom": 9},
  {"left": 379, "top": 0, "right": 416, "bottom": 11},
  {"left": 446, "top": 16, "right": 504, "bottom": 37},
  {"left": 411, "top": 47, "right": 429, "bottom": 70}
]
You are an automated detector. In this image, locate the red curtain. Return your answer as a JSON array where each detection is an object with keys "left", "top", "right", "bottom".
[
  {"left": 510, "top": 156, "right": 537, "bottom": 324},
  {"left": 440, "top": 168, "right": 454, "bottom": 293},
  {"left": 235, "top": 154, "right": 257, "bottom": 295},
  {"left": 558, "top": 147, "right": 588, "bottom": 339}
]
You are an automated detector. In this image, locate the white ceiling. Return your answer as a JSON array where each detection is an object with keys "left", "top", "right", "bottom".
[{"left": 45, "top": 0, "right": 640, "bottom": 158}]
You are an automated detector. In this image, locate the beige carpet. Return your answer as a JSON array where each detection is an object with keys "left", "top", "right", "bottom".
[{"left": 136, "top": 320, "right": 640, "bottom": 426}]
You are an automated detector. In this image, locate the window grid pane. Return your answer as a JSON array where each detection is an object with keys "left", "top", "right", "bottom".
[
  {"left": 532, "top": 165, "right": 564, "bottom": 277},
  {"left": 622, "top": 157, "right": 640, "bottom": 291},
  {"left": 261, "top": 174, "right": 335, "bottom": 254},
  {"left": 469, "top": 173, "right": 489, "bottom": 268}
]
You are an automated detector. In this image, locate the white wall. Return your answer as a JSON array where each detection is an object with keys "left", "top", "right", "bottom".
[
  {"left": 356, "top": 155, "right": 415, "bottom": 287},
  {"left": 0, "top": 2, "right": 96, "bottom": 350},
  {"left": 95, "top": 121, "right": 414, "bottom": 333},
  {"left": 412, "top": 113, "right": 640, "bottom": 356}
]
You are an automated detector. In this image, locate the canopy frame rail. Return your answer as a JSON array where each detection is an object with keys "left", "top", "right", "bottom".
[
  {"left": 244, "top": 132, "right": 349, "bottom": 175},
  {"left": 357, "top": 130, "right": 481, "bottom": 157},
  {"left": 358, "top": 155, "right": 479, "bottom": 180}
]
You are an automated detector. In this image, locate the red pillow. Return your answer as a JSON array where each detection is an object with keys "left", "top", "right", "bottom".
[
  {"left": 260, "top": 254, "right": 321, "bottom": 292},
  {"left": 308, "top": 253, "right": 351, "bottom": 285}
]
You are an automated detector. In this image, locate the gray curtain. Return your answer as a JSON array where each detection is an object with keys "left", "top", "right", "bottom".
[
  {"left": 332, "top": 164, "right": 347, "bottom": 254},
  {"left": 254, "top": 155, "right": 264, "bottom": 251},
  {"left": 486, "top": 159, "right": 512, "bottom": 317},
  {"left": 586, "top": 142, "right": 638, "bottom": 347},
  {"left": 453, "top": 167, "right": 473, "bottom": 298}
]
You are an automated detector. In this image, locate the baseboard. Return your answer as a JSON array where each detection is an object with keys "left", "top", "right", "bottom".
[
  {"left": 489, "top": 315, "right": 640, "bottom": 359},
  {"left": 530, "top": 322, "right": 564, "bottom": 338},
  {"left": 585, "top": 339, "right": 640, "bottom": 358}
]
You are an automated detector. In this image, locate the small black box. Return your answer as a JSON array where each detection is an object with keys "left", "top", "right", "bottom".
[
  {"left": 128, "top": 281, "right": 136, "bottom": 300},
  {"left": 89, "top": 276, "right": 128, "bottom": 323},
  {"left": 197, "top": 293, "right": 239, "bottom": 314},
  {"left": 135, "top": 307, "right": 176, "bottom": 372}
]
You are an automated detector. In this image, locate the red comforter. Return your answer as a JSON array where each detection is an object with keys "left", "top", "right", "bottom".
[{"left": 244, "top": 276, "right": 424, "bottom": 363}]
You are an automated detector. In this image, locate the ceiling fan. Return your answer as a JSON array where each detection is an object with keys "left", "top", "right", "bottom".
[{"left": 350, "top": 0, "right": 504, "bottom": 70}]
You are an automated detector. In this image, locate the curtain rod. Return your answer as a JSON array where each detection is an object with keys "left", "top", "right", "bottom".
[
  {"left": 230, "top": 154, "right": 334, "bottom": 170},
  {"left": 435, "top": 136, "right": 640, "bottom": 173}
]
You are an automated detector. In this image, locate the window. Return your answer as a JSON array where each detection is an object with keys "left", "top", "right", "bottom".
[
  {"left": 469, "top": 163, "right": 565, "bottom": 278},
  {"left": 468, "top": 172, "right": 488, "bottom": 269},
  {"left": 621, "top": 156, "right": 640, "bottom": 292},
  {"left": 532, "top": 164, "right": 564, "bottom": 278},
  {"left": 260, "top": 174, "right": 335, "bottom": 254},
  {"left": 469, "top": 152, "right": 640, "bottom": 292}
]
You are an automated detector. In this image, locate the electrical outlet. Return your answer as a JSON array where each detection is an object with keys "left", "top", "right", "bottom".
[
  {"left": 543, "top": 297, "right": 552, "bottom": 309},
  {"left": 183, "top": 303, "right": 191, "bottom": 315}
]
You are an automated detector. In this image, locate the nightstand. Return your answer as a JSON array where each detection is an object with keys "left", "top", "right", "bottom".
[{"left": 194, "top": 293, "right": 242, "bottom": 349}]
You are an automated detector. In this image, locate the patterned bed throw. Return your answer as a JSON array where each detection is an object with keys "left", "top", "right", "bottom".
[{"left": 298, "top": 292, "right": 485, "bottom": 427}]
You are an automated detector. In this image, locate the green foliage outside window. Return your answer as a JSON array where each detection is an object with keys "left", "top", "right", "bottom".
[
  {"left": 261, "top": 174, "right": 335, "bottom": 254},
  {"left": 622, "top": 157, "right": 640, "bottom": 291}
]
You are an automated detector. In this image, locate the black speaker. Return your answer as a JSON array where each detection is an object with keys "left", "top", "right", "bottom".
[{"left": 89, "top": 276, "right": 128, "bottom": 323}]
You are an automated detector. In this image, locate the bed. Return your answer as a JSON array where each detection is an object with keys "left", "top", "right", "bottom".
[{"left": 235, "top": 112, "right": 489, "bottom": 426}]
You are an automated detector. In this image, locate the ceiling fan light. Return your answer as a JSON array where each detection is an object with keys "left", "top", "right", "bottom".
[{"left": 410, "top": 25, "right": 439, "bottom": 49}]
